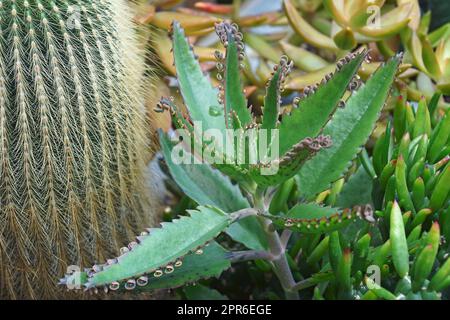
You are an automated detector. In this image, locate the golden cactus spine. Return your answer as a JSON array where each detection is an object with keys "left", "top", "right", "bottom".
[{"left": 0, "top": 0, "right": 153, "bottom": 299}]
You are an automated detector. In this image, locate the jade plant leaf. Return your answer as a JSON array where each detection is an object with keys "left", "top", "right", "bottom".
[
  {"left": 83, "top": 206, "right": 231, "bottom": 288},
  {"left": 171, "top": 21, "right": 225, "bottom": 131},
  {"left": 261, "top": 203, "right": 374, "bottom": 234},
  {"left": 297, "top": 54, "right": 402, "bottom": 199}
]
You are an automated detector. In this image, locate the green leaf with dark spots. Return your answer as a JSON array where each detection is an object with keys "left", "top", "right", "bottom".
[
  {"left": 216, "top": 22, "right": 252, "bottom": 127},
  {"left": 172, "top": 21, "right": 225, "bottom": 131},
  {"left": 261, "top": 203, "right": 372, "bottom": 234},
  {"left": 277, "top": 50, "right": 367, "bottom": 155},
  {"left": 297, "top": 55, "right": 401, "bottom": 199}
]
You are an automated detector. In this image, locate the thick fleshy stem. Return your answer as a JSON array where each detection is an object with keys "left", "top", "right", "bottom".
[{"left": 254, "top": 188, "right": 299, "bottom": 300}]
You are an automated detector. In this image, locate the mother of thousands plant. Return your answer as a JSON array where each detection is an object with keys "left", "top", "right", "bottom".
[{"left": 61, "top": 20, "right": 422, "bottom": 299}]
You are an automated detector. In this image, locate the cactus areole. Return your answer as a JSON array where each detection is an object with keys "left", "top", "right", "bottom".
[{"left": 0, "top": 0, "right": 151, "bottom": 298}]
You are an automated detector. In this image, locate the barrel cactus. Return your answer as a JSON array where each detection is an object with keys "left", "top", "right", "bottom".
[{"left": 0, "top": 0, "right": 153, "bottom": 299}]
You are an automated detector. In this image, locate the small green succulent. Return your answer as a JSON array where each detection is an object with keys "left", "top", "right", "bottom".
[
  {"left": 315, "top": 204, "right": 449, "bottom": 300},
  {"left": 368, "top": 95, "right": 449, "bottom": 231},
  {"left": 304, "top": 94, "right": 450, "bottom": 300}
]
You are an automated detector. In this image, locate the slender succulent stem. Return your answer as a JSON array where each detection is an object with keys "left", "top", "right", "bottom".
[
  {"left": 227, "top": 250, "right": 274, "bottom": 263},
  {"left": 231, "top": 208, "right": 259, "bottom": 221},
  {"left": 292, "top": 278, "right": 316, "bottom": 292},
  {"left": 280, "top": 230, "right": 293, "bottom": 249},
  {"left": 253, "top": 188, "right": 299, "bottom": 300},
  {"left": 292, "top": 273, "right": 334, "bottom": 291}
]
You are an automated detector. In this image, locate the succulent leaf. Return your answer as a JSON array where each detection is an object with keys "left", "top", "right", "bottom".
[
  {"left": 277, "top": 50, "right": 367, "bottom": 156},
  {"left": 284, "top": 0, "right": 338, "bottom": 51},
  {"left": 390, "top": 202, "right": 410, "bottom": 278},
  {"left": 83, "top": 206, "right": 231, "bottom": 288},
  {"left": 171, "top": 21, "right": 225, "bottom": 131},
  {"left": 61, "top": 241, "right": 231, "bottom": 293},
  {"left": 250, "top": 135, "right": 332, "bottom": 187},
  {"left": 428, "top": 109, "right": 450, "bottom": 163},
  {"left": 261, "top": 56, "right": 293, "bottom": 130},
  {"left": 297, "top": 54, "right": 402, "bottom": 199},
  {"left": 152, "top": 12, "right": 219, "bottom": 33},
  {"left": 143, "top": 241, "right": 230, "bottom": 291},
  {"left": 215, "top": 21, "right": 252, "bottom": 127},
  {"left": 261, "top": 203, "right": 374, "bottom": 234},
  {"left": 280, "top": 41, "right": 328, "bottom": 72},
  {"left": 429, "top": 163, "right": 450, "bottom": 212}
]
